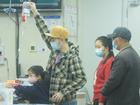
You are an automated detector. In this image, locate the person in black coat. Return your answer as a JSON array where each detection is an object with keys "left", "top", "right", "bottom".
[
  {"left": 14, "top": 65, "right": 50, "bottom": 104},
  {"left": 101, "top": 27, "right": 140, "bottom": 105}
]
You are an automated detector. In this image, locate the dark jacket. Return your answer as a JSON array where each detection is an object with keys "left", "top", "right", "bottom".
[
  {"left": 15, "top": 78, "right": 50, "bottom": 104},
  {"left": 101, "top": 44, "right": 140, "bottom": 105}
]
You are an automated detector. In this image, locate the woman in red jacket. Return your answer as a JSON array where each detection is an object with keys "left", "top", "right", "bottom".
[{"left": 93, "top": 36, "right": 114, "bottom": 105}]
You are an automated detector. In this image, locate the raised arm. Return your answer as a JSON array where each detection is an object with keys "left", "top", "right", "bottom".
[{"left": 29, "top": 2, "right": 51, "bottom": 50}]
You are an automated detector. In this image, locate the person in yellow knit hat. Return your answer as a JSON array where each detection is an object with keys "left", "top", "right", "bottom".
[
  {"left": 47, "top": 26, "right": 69, "bottom": 39},
  {"left": 45, "top": 26, "right": 70, "bottom": 53},
  {"left": 28, "top": 2, "right": 87, "bottom": 105}
]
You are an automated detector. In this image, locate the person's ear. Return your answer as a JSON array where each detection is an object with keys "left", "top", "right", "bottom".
[
  {"left": 62, "top": 38, "right": 66, "bottom": 43},
  {"left": 37, "top": 75, "right": 42, "bottom": 80},
  {"left": 105, "top": 47, "right": 109, "bottom": 52}
]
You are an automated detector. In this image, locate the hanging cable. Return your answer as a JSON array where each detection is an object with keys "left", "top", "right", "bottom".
[
  {"left": 126, "top": 0, "right": 129, "bottom": 27},
  {"left": 2, "top": 0, "right": 21, "bottom": 78},
  {"left": 15, "top": 10, "right": 21, "bottom": 78},
  {"left": 121, "top": 0, "right": 124, "bottom": 26}
]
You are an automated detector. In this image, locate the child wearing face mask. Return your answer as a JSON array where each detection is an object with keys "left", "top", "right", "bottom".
[
  {"left": 93, "top": 36, "right": 114, "bottom": 105},
  {"left": 12, "top": 65, "right": 50, "bottom": 104}
]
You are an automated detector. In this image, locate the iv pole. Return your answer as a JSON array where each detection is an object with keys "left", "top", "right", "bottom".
[
  {"left": 3, "top": 0, "right": 16, "bottom": 15},
  {"left": 3, "top": 0, "right": 21, "bottom": 78}
]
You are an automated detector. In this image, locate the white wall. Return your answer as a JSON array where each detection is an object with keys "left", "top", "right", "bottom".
[
  {"left": 0, "top": 13, "right": 16, "bottom": 81},
  {"left": 128, "top": 5, "right": 140, "bottom": 53}
]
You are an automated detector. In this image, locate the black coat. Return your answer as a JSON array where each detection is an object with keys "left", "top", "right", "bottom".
[
  {"left": 101, "top": 44, "right": 140, "bottom": 105},
  {"left": 15, "top": 78, "right": 50, "bottom": 104}
]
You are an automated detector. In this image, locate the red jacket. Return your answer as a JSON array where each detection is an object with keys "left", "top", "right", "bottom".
[{"left": 93, "top": 56, "right": 114, "bottom": 103}]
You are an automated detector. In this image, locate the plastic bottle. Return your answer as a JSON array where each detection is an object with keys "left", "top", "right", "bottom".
[{"left": 22, "top": 1, "right": 30, "bottom": 22}]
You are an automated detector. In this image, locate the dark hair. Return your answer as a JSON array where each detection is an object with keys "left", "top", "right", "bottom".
[
  {"left": 28, "top": 65, "right": 45, "bottom": 80},
  {"left": 95, "top": 36, "right": 114, "bottom": 63}
]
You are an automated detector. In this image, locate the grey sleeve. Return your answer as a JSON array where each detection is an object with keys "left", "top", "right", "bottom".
[{"left": 101, "top": 56, "right": 127, "bottom": 96}]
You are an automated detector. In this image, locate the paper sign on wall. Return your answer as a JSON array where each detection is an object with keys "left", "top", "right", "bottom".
[{"left": 43, "top": 15, "right": 62, "bottom": 31}]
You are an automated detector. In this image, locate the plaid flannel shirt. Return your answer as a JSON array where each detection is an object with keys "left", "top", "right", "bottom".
[{"left": 35, "top": 15, "right": 87, "bottom": 102}]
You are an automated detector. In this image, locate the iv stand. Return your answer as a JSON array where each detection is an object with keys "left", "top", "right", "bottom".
[{"left": 3, "top": 0, "right": 16, "bottom": 15}]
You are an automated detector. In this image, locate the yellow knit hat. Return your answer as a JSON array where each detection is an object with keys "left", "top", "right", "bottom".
[{"left": 46, "top": 26, "right": 69, "bottom": 39}]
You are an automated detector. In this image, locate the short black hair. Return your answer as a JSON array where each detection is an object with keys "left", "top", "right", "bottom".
[{"left": 28, "top": 65, "right": 45, "bottom": 80}]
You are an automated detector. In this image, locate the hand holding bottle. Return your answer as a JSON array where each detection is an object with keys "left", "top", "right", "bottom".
[{"left": 28, "top": 2, "right": 40, "bottom": 17}]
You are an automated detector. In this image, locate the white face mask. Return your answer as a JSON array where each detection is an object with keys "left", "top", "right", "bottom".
[
  {"left": 28, "top": 76, "right": 38, "bottom": 84},
  {"left": 113, "top": 41, "right": 118, "bottom": 49},
  {"left": 113, "top": 39, "right": 120, "bottom": 56}
]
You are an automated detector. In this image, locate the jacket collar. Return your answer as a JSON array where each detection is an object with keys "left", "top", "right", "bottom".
[{"left": 119, "top": 43, "right": 131, "bottom": 53}]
